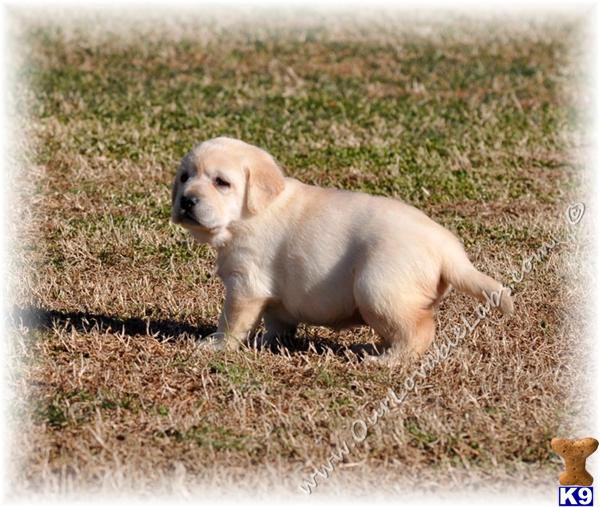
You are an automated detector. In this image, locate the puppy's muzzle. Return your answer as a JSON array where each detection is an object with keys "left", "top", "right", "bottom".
[{"left": 180, "top": 195, "right": 198, "bottom": 212}]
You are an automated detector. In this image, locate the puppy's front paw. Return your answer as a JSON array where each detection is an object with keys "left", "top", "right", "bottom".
[
  {"left": 199, "top": 333, "right": 227, "bottom": 351},
  {"left": 199, "top": 332, "right": 243, "bottom": 351}
]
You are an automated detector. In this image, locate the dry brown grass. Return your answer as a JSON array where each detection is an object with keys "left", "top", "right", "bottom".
[{"left": 5, "top": 7, "right": 594, "bottom": 500}]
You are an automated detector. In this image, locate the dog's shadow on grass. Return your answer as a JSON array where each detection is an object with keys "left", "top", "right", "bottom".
[
  {"left": 9, "top": 306, "right": 379, "bottom": 359},
  {"left": 10, "top": 305, "right": 215, "bottom": 342}
]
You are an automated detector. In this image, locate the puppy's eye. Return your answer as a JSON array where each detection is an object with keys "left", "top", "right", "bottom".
[
  {"left": 180, "top": 172, "right": 189, "bottom": 183},
  {"left": 214, "top": 177, "right": 230, "bottom": 188}
]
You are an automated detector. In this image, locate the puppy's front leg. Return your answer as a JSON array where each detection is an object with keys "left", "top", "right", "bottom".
[{"left": 203, "top": 296, "right": 266, "bottom": 351}]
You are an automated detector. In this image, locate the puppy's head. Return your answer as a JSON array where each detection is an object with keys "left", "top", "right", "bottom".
[{"left": 171, "top": 137, "right": 285, "bottom": 245}]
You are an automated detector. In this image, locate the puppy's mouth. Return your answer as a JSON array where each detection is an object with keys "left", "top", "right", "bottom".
[{"left": 175, "top": 211, "right": 218, "bottom": 233}]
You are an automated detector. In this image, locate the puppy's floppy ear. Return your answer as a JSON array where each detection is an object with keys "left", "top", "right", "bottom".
[{"left": 244, "top": 151, "right": 285, "bottom": 215}]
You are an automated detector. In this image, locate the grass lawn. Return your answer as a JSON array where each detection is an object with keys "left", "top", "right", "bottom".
[{"left": 6, "top": 7, "right": 593, "bottom": 499}]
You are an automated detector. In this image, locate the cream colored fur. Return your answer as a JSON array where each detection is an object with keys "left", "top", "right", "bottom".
[{"left": 171, "top": 137, "right": 513, "bottom": 363}]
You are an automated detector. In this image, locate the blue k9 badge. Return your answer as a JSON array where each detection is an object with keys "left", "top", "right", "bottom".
[{"left": 559, "top": 487, "right": 593, "bottom": 506}]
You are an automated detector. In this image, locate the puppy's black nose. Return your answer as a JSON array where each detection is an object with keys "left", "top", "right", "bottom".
[{"left": 180, "top": 195, "right": 198, "bottom": 212}]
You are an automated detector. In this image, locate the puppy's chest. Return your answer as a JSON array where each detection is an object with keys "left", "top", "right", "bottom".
[{"left": 216, "top": 248, "right": 274, "bottom": 295}]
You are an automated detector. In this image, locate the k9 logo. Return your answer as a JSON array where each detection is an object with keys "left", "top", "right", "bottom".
[{"left": 559, "top": 487, "right": 594, "bottom": 506}]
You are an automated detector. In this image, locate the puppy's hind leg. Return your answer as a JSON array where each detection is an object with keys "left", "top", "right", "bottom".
[
  {"left": 360, "top": 307, "right": 435, "bottom": 365},
  {"left": 354, "top": 276, "right": 436, "bottom": 365},
  {"left": 406, "top": 308, "right": 436, "bottom": 357}
]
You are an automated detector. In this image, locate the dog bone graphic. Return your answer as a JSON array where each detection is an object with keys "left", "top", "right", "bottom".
[{"left": 551, "top": 437, "right": 598, "bottom": 486}]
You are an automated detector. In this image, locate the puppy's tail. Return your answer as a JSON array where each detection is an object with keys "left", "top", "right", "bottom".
[{"left": 441, "top": 246, "right": 514, "bottom": 315}]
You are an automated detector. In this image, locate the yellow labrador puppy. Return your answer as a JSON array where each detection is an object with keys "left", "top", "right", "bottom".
[{"left": 171, "top": 137, "right": 513, "bottom": 362}]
